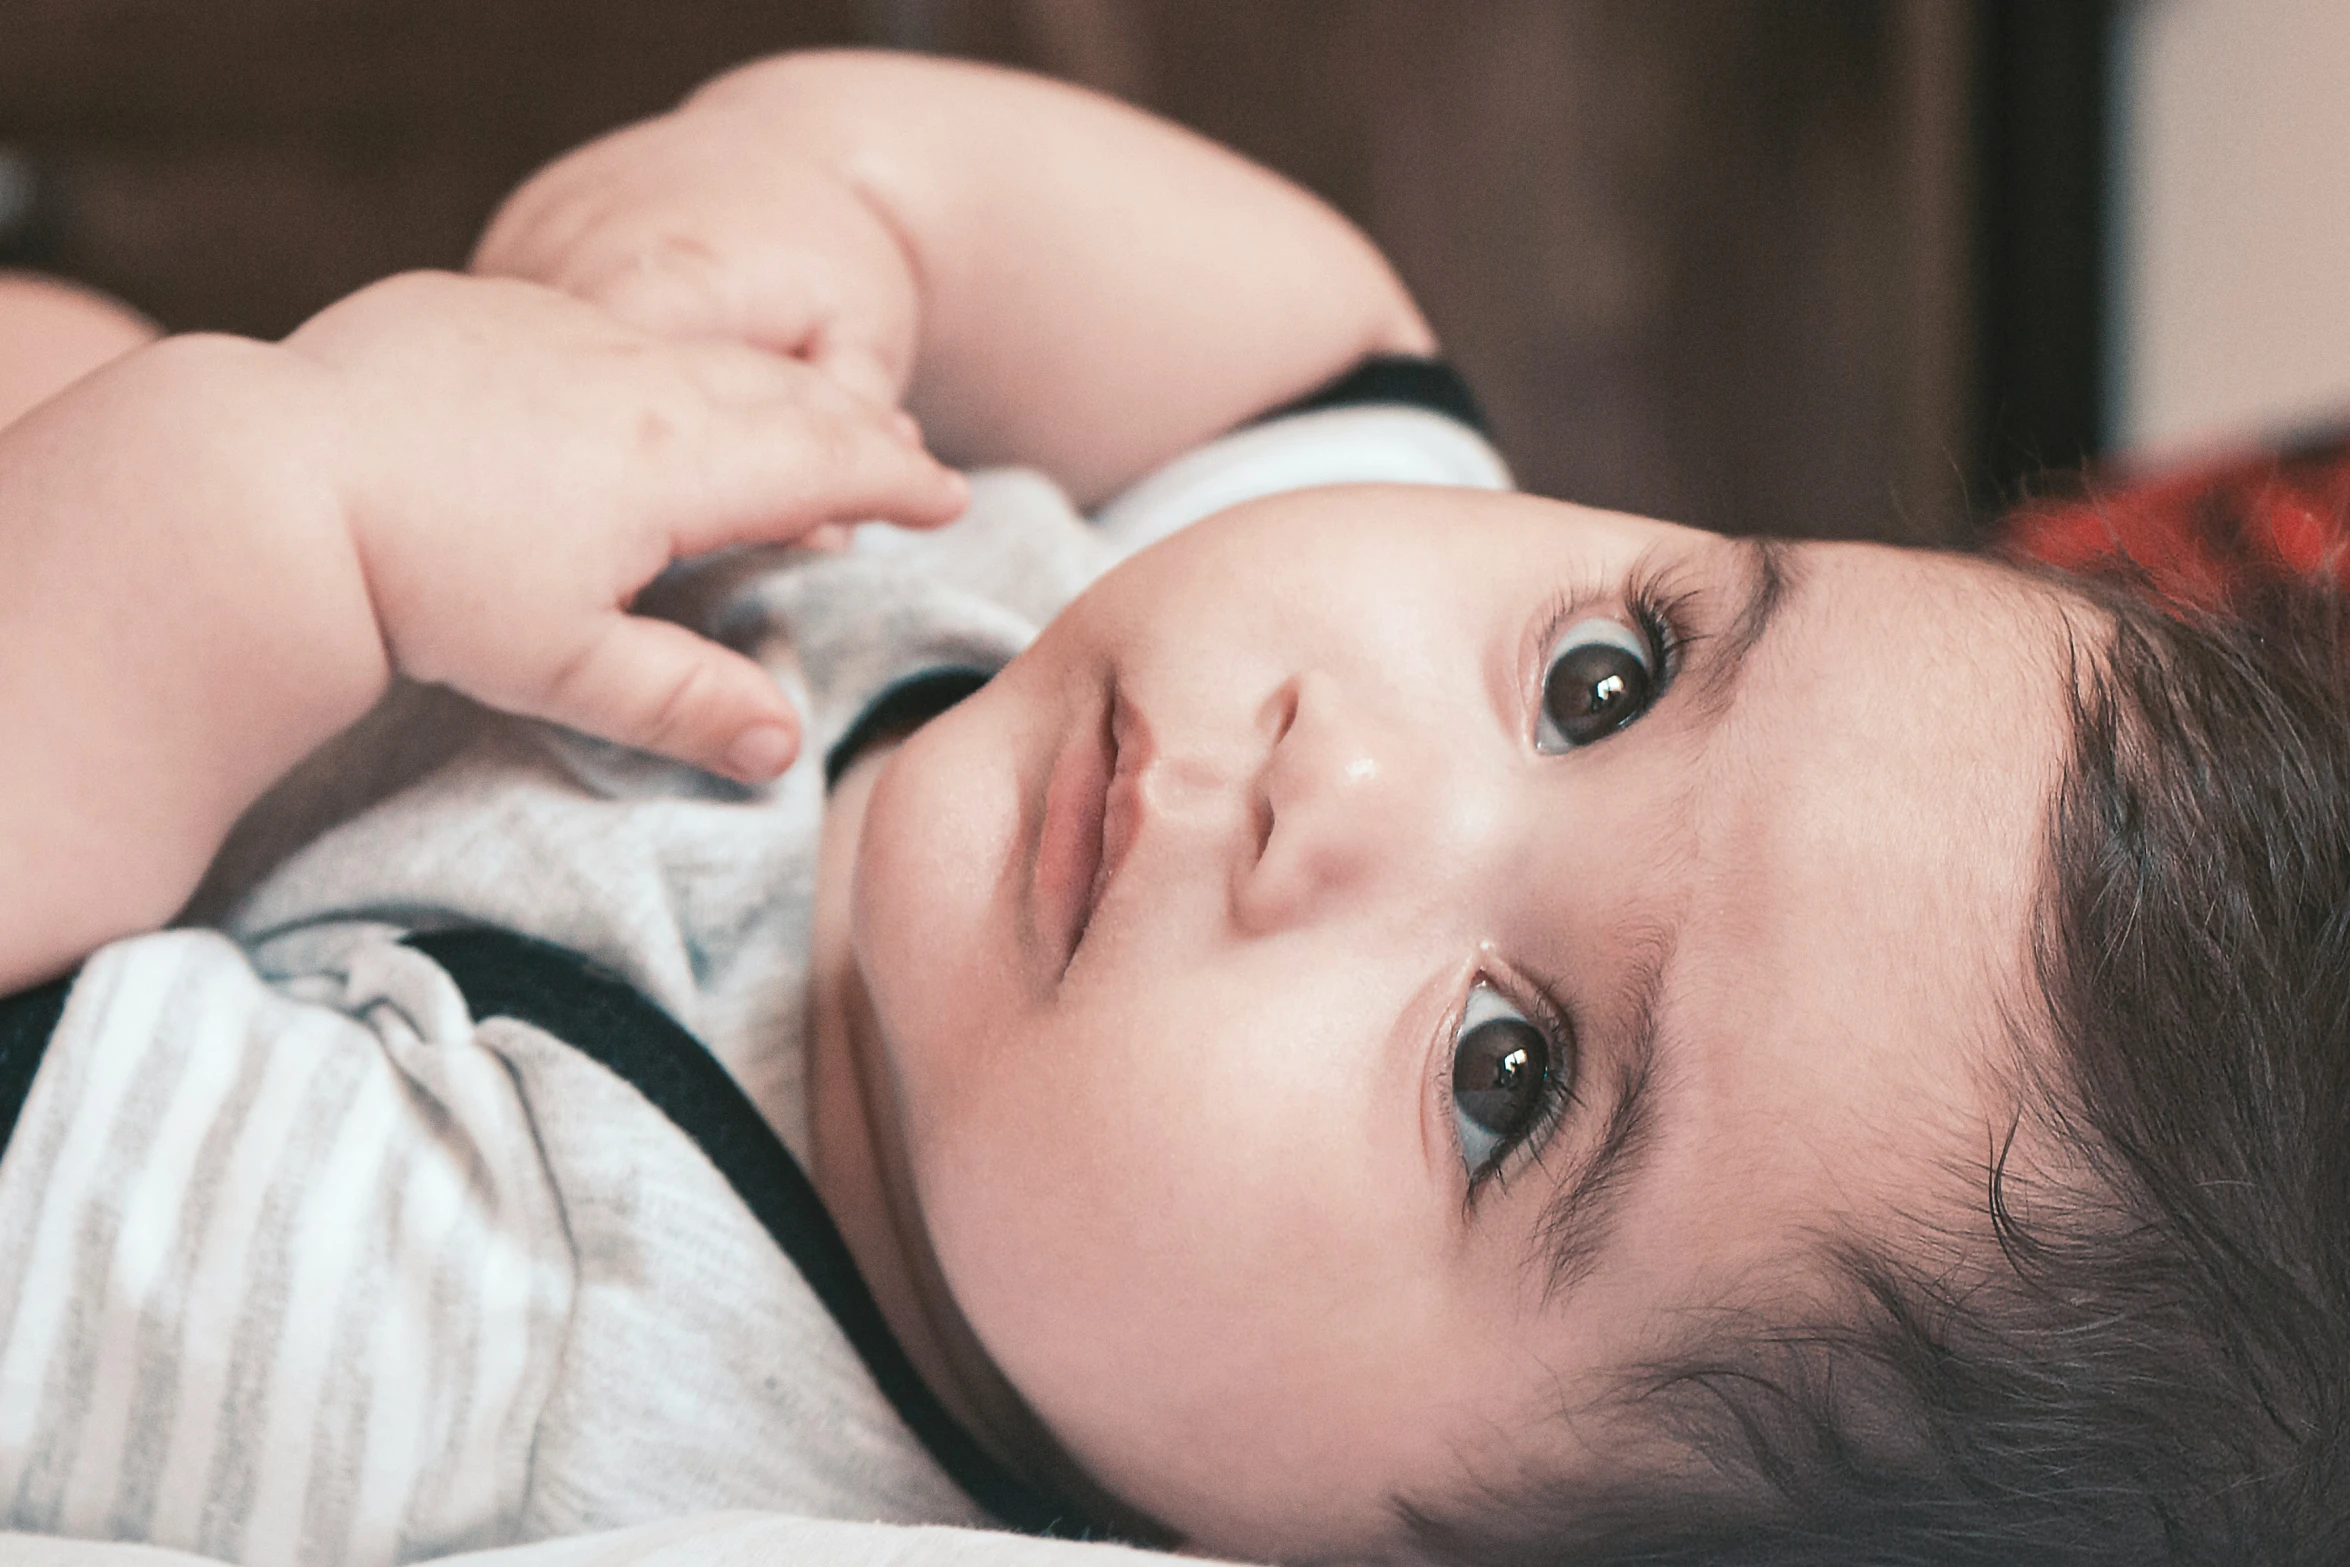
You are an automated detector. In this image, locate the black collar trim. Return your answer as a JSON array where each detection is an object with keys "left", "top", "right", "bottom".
[
  {"left": 403, "top": 926, "right": 1098, "bottom": 1538},
  {"left": 1258, "top": 354, "right": 1488, "bottom": 434},
  {"left": 823, "top": 666, "right": 994, "bottom": 791},
  {"left": 0, "top": 966, "right": 75, "bottom": 1162}
]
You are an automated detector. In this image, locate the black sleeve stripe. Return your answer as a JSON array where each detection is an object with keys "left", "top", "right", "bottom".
[
  {"left": 401, "top": 927, "right": 1097, "bottom": 1540},
  {"left": 1256, "top": 354, "right": 1489, "bottom": 435},
  {"left": 0, "top": 968, "right": 76, "bottom": 1165}
]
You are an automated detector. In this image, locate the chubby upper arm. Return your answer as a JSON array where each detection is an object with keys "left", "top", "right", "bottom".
[
  {"left": 480, "top": 48, "right": 1437, "bottom": 508},
  {"left": 0, "top": 274, "right": 159, "bottom": 432},
  {"left": 741, "top": 51, "right": 1438, "bottom": 504}
]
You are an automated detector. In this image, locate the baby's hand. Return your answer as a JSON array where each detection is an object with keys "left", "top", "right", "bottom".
[
  {"left": 285, "top": 271, "right": 965, "bottom": 781},
  {"left": 471, "top": 94, "right": 919, "bottom": 411}
]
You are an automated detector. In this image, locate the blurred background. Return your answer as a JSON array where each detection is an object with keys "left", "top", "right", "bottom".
[{"left": 0, "top": 1, "right": 2338, "bottom": 547}]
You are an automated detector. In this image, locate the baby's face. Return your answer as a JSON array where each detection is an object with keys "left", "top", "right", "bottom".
[{"left": 849, "top": 486, "right": 2074, "bottom": 1559}]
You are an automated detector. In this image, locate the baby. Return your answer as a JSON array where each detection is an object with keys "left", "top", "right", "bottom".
[{"left": 2, "top": 50, "right": 2344, "bottom": 1567}]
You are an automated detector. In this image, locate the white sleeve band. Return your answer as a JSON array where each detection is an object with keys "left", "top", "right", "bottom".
[{"left": 1090, "top": 402, "right": 1513, "bottom": 559}]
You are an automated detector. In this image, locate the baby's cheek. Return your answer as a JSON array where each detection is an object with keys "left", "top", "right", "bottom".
[
  {"left": 914, "top": 993, "right": 1406, "bottom": 1471},
  {"left": 921, "top": 1041, "right": 1473, "bottom": 1552},
  {"left": 917, "top": 1011, "right": 1288, "bottom": 1348}
]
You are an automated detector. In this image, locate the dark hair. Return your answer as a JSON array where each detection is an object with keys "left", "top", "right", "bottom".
[{"left": 1406, "top": 568, "right": 2350, "bottom": 1565}]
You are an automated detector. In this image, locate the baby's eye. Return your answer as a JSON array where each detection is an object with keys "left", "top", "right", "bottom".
[
  {"left": 1451, "top": 983, "right": 1569, "bottom": 1182},
  {"left": 1537, "top": 617, "right": 1657, "bottom": 753}
]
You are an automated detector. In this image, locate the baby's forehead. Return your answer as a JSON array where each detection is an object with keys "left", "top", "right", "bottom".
[
  {"left": 1600, "top": 541, "right": 2068, "bottom": 1253},
  {"left": 1702, "top": 543, "right": 2064, "bottom": 943}
]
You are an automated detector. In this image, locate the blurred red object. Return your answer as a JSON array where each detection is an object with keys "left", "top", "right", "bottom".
[{"left": 1999, "top": 429, "right": 2350, "bottom": 610}]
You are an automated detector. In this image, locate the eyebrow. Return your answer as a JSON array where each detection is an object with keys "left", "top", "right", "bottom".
[
  {"left": 1677, "top": 535, "right": 1797, "bottom": 723},
  {"left": 1533, "top": 537, "right": 1799, "bottom": 1297},
  {"left": 1535, "top": 937, "right": 1665, "bottom": 1299}
]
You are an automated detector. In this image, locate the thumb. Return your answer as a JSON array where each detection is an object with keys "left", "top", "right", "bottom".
[{"left": 533, "top": 614, "right": 802, "bottom": 783}]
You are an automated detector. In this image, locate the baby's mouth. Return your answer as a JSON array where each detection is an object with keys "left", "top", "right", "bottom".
[
  {"left": 1032, "top": 679, "right": 1154, "bottom": 975},
  {"left": 1092, "top": 686, "right": 1151, "bottom": 926},
  {"left": 1033, "top": 681, "right": 1117, "bottom": 972}
]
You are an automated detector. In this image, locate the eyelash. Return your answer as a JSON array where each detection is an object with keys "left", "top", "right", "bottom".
[{"left": 1526, "top": 569, "right": 1689, "bottom": 732}]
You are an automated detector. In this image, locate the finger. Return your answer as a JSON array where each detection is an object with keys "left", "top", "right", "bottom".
[
  {"left": 781, "top": 347, "right": 921, "bottom": 448},
  {"left": 666, "top": 399, "right": 969, "bottom": 557},
  {"left": 534, "top": 615, "right": 803, "bottom": 782}
]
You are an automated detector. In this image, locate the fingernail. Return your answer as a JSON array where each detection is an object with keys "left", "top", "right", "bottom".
[{"left": 726, "top": 723, "right": 794, "bottom": 780}]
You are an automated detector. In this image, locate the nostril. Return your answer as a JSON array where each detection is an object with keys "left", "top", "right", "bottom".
[
  {"left": 1245, "top": 677, "right": 1299, "bottom": 865},
  {"left": 1261, "top": 675, "right": 1301, "bottom": 746}
]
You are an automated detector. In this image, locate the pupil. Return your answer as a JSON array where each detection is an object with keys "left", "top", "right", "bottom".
[
  {"left": 1544, "top": 642, "right": 1652, "bottom": 745},
  {"left": 1454, "top": 1017, "right": 1548, "bottom": 1137}
]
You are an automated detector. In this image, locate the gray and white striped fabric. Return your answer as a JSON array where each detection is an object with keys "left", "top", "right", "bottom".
[
  {"left": 0, "top": 930, "right": 575, "bottom": 1564},
  {"left": 0, "top": 916, "right": 1003, "bottom": 1566}
]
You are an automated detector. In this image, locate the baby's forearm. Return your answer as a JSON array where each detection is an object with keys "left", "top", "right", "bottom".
[
  {"left": 0, "top": 336, "right": 385, "bottom": 991},
  {"left": 693, "top": 52, "right": 1436, "bottom": 504}
]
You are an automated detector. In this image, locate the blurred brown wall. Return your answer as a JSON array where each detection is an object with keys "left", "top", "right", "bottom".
[{"left": 0, "top": 0, "right": 1983, "bottom": 544}]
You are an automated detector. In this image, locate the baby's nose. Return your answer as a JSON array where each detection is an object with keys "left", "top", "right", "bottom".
[{"left": 1233, "top": 670, "right": 1465, "bottom": 933}]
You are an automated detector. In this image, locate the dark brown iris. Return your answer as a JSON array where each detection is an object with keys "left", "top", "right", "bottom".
[
  {"left": 1544, "top": 641, "right": 1653, "bottom": 746},
  {"left": 1453, "top": 1015, "right": 1548, "bottom": 1140}
]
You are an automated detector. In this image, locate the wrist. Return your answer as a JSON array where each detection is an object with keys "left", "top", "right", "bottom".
[
  {"left": 84, "top": 334, "right": 394, "bottom": 801},
  {"left": 0, "top": 332, "right": 389, "bottom": 982}
]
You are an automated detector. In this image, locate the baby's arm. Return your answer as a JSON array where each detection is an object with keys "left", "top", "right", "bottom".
[
  {"left": 475, "top": 50, "right": 1435, "bottom": 506},
  {"left": 0, "top": 271, "right": 962, "bottom": 992},
  {"left": 0, "top": 272, "right": 158, "bottom": 430}
]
